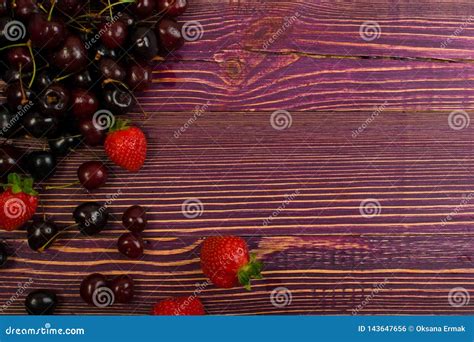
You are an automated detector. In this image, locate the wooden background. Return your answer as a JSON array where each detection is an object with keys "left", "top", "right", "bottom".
[{"left": 0, "top": 0, "right": 473, "bottom": 315}]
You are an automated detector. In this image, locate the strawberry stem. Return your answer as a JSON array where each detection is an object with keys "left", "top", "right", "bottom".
[
  {"left": 4, "top": 173, "right": 37, "bottom": 196},
  {"left": 237, "top": 253, "right": 263, "bottom": 291}
]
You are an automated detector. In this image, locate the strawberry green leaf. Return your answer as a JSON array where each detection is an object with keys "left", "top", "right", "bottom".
[{"left": 237, "top": 253, "right": 263, "bottom": 291}]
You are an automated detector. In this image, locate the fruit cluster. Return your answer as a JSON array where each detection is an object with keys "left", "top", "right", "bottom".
[{"left": 0, "top": 0, "right": 265, "bottom": 316}]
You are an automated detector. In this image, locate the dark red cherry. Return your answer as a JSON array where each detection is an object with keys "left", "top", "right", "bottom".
[
  {"left": 34, "top": 70, "right": 54, "bottom": 89},
  {"left": 117, "top": 233, "right": 144, "bottom": 259},
  {"left": 77, "top": 161, "right": 108, "bottom": 190},
  {"left": 70, "top": 69, "right": 96, "bottom": 89},
  {"left": 22, "top": 112, "right": 59, "bottom": 138},
  {"left": 28, "top": 14, "right": 66, "bottom": 49},
  {"left": 102, "top": 83, "right": 135, "bottom": 115},
  {"left": 0, "top": 107, "right": 24, "bottom": 139},
  {"left": 70, "top": 88, "right": 99, "bottom": 120},
  {"left": 130, "top": 26, "right": 158, "bottom": 61},
  {"left": 25, "top": 290, "right": 57, "bottom": 315},
  {"left": 55, "top": 0, "right": 84, "bottom": 16},
  {"left": 122, "top": 205, "right": 147, "bottom": 233},
  {"left": 0, "top": 145, "right": 22, "bottom": 178},
  {"left": 2, "top": 68, "right": 26, "bottom": 84},
  {"left": 5, "top": 82, "right": 34, "bottom": 111},
  {"left": 78, "top": 120, "right": 106, "bottom": 146},
  {"left": 13, "top": 0, "right": 38, "bottom": 20},
  {"left": 73, "top": 202, "right": 109, "bottom": 236},
  {"left": 0, "top": 0, "right": 8, "bottom": 15},
  {"left": 99, "top": 58, "right": 126, "bottom": 81},
  {"left": 157, "top": 18, "right": 184, "bottom": 52},
  {"left": 109, "top": 275, "right": 134, "bottom": 303},
  {"left": 48, "top": 134, "right": 80, "bottom": 156},
  {"left": 38, "top": 84, "right": 70, "bottom": 117},
  {"left": 131, "top": 0, "right": 155, "bottom": 18},
  {"left": 80, "top": 273, "right": 108, "bottom": 305},
  {"left": 156, "top": 0, "right": 187, "bottom": 17},
  {"left": 126, "top": 63, "right": 152, "bottom": 91},
  {"left": 99, "top": 20, "right": 128, "bottom": 49},
  {"left": 27, "top": 219, "right": 59, "bottom": 251},
  {"left": 52, "top": 35, "right": 87, "bottom": 73},
  {"left": 6, "top": 46, "right": 33, "bottom": 71}
]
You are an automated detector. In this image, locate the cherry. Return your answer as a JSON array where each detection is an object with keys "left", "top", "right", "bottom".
[
  {"left": 117, "top": 233, "right": 144, "bottom": 259},
  {"left": 93, "top": 44, "right": 119, "bottom": 61},
  {"left": 99, "top": 20, "right": 128, "bottom": 49},
  {"left": 77, "top": 161, "right": 108, "bottom": 190},
  {"left": 0, "top": 241, "right": 7, "bottom": 267},
  {"left": 48, "top": 134, "right": 81, "bottom": 156},
  {"left": 156, "top": 0, "right": 188, "bottom": 17},
  {"left": 126, "top": 63, "right": 152, "bottom": 91},
  {"left": 99, "top": 58, "right": 126, "bottom": 81},
  {"left": 102, "top": 83, "right": 135, "bottom": 115},
  {"left": 78, "top": 119, "right": 105, "bottom": 146},
  {"left": 22, "top": 112, "right": 59, "bottom": 138},
  {"left": 130, "top": 26, "right": 158, "bottom": 61},
  {"left": 27, "top": 219, "right": 59, "bottom": 252},
  {"left": 13, "top": 0, "right": 38, "bottom": 20},
  {"left": 0, "top": 0, "right": 8, "bottom": 15},
  {"left": 109, "top": 275, "right": 134, "bottom": 303},
  {"left": 0, "top": 146, "right": 22, "bottom": 178},
  {"left": 5, "top": 82, "right": 34, "bottom": 111},
  {"left": 34, "top": 70, "right": 54, "bottom": 89},
  {"left": 25, "top": 290, "right": 57, "bottom": 315},
  {"left": 119, "top": 13, "right": 136, "bottom": 27},
  {"left": 28, "top": 14, "right": 66, "bottom": 49},
  {"left": 0, "top": 107, "right": 23, "bottom": 139},
  {"left": 38, "top": 84, "right": 70, "bottom": 117},
  {"left": 70, "top": 88, "right": 99, "bottom": 120},
  {"left": 122, "top": 205, "right": 147, "bottom": 233},
  {"left": 2, "top": 68, "right": 26, "bottom": 83},
  {"left": 50, "top": 0, "right": 84, "bottom": 17},
  {"left": 70, "top": 69, "right": 97, "bottom": 89},
  {"left": 52, "top": 35, "right": 88, "bottom": 73},
  {"left": 157, "top": 18, "right": 184, "bottom": 52},
  {"left": 80, "top": 273, "right": 108, "bottom": 305},
  {"left": 73, "top": 202, "right": 109, "bottom": 235},
  {"left": 23, "top": 151, "right": 57, "bottom": 181},
  {"left": 131, "top": 0, "right": 155, "bottom": 18},
  {"left": 6, "top": 47, "right": 33, "bottom": 72}
]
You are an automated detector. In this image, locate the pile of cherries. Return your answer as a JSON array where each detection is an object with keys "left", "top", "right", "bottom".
[{"left": 0, "top": 0, "right": 188, "bottom": 315}]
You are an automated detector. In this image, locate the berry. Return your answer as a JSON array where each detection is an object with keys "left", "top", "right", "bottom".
[
  {"left": 80, "top": 273, "right": 108, "bottom": 305},
  {"left": 25, "top": 290, "right": 57, "bottom": 315},
  {"left": 38, "top": 84, "right": 70, "bottom": 117},
  {"left": 48, "top": 134, "right": 81, "bottom": 156},
  {"left": 5, "top": 82, "right": 34, "bottom": 111},
  {"left": 99, "top": 58, "right": 126, "bottom": 81},
  {"left": 0, "top": 173, "right": 38, "bottom": 231},
  {"left": 102, "top": 83, "right": 135, "bottom": 115},
  {"left": 73, "top": 202, "right": 109, "bottom": 235},
  {"left": 22, "top": 112, "right": 59, "bottom": 138},
  {"left": 28, "top": 13, "right": 66, "bottom": 49},
  {"left": 109, "top": 275, "right": 134, "bottom": 303},
  {"left": 0, "top": 107, "right": 23, "bottom": 139},
  {"left": 126, "top": 63, "right": 152, "bottom": 91},
  {"left": 70, "top": 89, "right": 99, "bottom": 120},
  {"left": 77, "top": 161, "right": 108, "bottom": 190},
  {"left": 0, "top": 146, "right": 22, "bottom": 178},
  {"left": 200, "top": 236, "right": 263, "bottom": 290},
  {"left": 104, "top": 120, "right": 147, "bottom": 172},
  {"left": 130, "top": 26, "right": 158, "bottom": 61},
  {"left": 122, "top": 205, "right": 147, "bottom": 232},
  {"left": 156, "top": 0, "right": 188, "bottom": 17},
  {"left": 152, "top": 296, "right": 205, "bottom": 315},
  {"left": 78, "top": 119, "right": 106, "bottom": 146},
  {"left": 117, "top": 232, "right": 144, "bottom": 259},
  {"left": 6, "top": 46, "right": 33, "bottom": 71},
  {"left": 27, "top": 219, "right": 59, "bottom": 252},
  {"left": 99, "top": 20, "right": 128, "bottom": 49},
  {"left": 52, "top": 35, "right": 88, "bottom": 73},
  {"left": 131, "top": 0, "right": 155, "bottom": 18},
  {"left": 157, "top": 18, "right": 184, "bottom": 52},
  {"left": 23, "top": 151, "right": 57, "bottom": 181}
]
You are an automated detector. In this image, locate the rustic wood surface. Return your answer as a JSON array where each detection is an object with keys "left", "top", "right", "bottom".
[{"left": 0, "top": 0, "right": 473, "bottom": 315}]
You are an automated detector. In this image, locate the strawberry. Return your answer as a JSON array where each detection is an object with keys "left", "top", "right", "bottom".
[
  {"left": 200, "top": 236, "right": 263, "bottom": 290},
  {"left": 152, "top": 296, "right": 205, "bottom": 315},
  {"left": 0, "top": 173, "right": 38, "bottom": 231},
  {"left": 104, "top": 119, "right": 147, "bottom": 172}
]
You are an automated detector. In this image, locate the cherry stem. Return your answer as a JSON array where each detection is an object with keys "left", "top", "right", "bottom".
[
  {"left": 37, "top": 223, "right": 79, "bottom": 253},
  {"left": 47, "top": 0, "right": 56, "bottom": 21},
  {"left": 0, "top": 42, "right": 27, "bottom": 52},
  {"left": 107, "top": 0, "right": 113, "bottom": 19},
  {"left": 45, "top": 181, "right": 80, "bottom": 190},
  {"left": 98, "top": 0, "right": 136, "bottom": 16},
  {"left": 26, "top": 41, "right": 36, "bottom": 89}
]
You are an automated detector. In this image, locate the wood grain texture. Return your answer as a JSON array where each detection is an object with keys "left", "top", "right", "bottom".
[
  {"left": 0, "top": 0, "right": 473, "bottom": 315},
  {"left": 1, "top": 112, "right": 473, "bottom": 315}
]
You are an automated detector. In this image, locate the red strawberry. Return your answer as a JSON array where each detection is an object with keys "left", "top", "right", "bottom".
[
  {"left": 104, "top": 119, "right": 147, "bottom": 172},
  {"left": 152, "top": 296, "right": 205, "bottom": 315},
  {"left": 0, "top": 173, "right": 38, "bottom": 231},
  {"left": 200, "top": 236, "right": 263, "bottom": 290}
]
